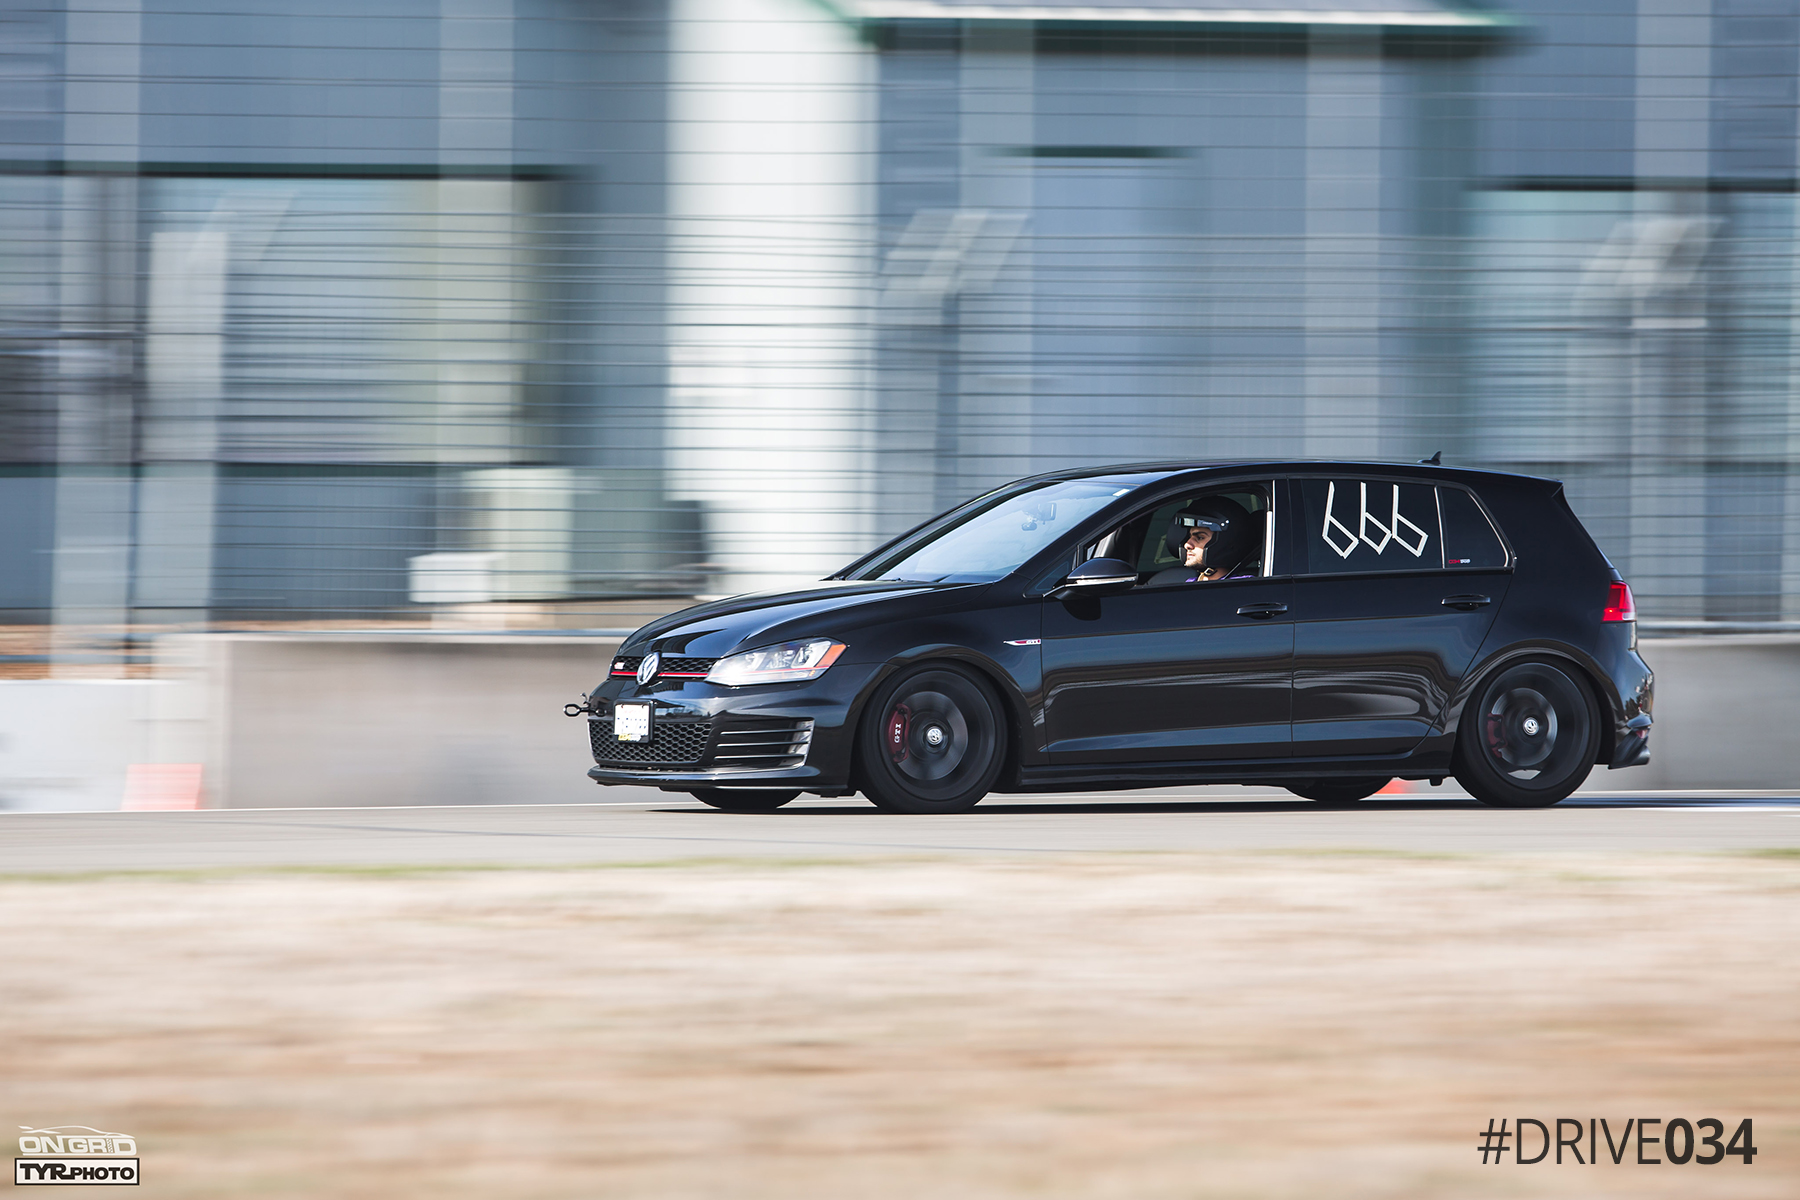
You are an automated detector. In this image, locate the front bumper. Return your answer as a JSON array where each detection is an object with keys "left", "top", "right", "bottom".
[
  {"left": 587, "top": 762, "right": 838, "bottom": 790},
  {"left": 580, "top": 661, "right": 876, "bottom": 793}
]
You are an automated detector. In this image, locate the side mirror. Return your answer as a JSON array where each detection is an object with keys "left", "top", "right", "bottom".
[{"left": 1055, "top": 557, "right": 1137, "bottom": 598}]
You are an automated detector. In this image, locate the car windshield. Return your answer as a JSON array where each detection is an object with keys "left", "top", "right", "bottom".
[{"left": 849, "top": 475, "right": 1158, "bottom": 584}]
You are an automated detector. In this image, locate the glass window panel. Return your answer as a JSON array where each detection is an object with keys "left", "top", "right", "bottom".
[
  {"left": 1438, "top": 487, "right": 1508, "bottom": 569},
  {"left": 1296, "top": 478, "right": 1441, "bottom": 575}
]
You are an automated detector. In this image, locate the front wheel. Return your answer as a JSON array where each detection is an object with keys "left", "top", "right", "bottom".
[
  {"left": 1454, "top": 659, "right": 1600, "bottom": 808},
  {"left": 690, "top": 788, "right": 801, "bottom": 812},
  {"left": 857, "top": 664, "right": 1007, "bottom": 814}
]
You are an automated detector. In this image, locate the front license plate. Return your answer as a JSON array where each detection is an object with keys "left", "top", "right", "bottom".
[{"left": 614, "top": 702, "right": 653, "bottom": 743}]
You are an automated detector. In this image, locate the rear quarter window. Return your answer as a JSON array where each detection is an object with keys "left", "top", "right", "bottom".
[{"left": 1438, "top": 487, "right": 1510, "bottom": 569}]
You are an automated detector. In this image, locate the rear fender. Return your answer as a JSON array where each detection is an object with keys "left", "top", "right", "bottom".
[{"left": 1441, "top": 641, "right": 1626, "bottom": 766}]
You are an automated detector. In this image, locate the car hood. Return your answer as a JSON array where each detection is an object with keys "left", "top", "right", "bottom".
[{"left": 622, "top": 579, "right": 982, "bottom": 658}]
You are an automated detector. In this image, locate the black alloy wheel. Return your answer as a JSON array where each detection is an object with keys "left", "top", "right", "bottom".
[
  {"left": 1454, "top": 659, "right": 1600, "bottom": 808},
  {"left": 858, "top": 664, "right": 1007, "bottom": 814},
  {"left": 689, "top": 788, "right": 802, "bottom": 812},
  {"left": 1284, "top": 777, "right": 1391, "bottom": 803}
]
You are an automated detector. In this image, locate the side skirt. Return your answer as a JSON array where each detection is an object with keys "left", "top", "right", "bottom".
[{"left": 1006, "top": 746, "right": 1457, "bottom": 792}]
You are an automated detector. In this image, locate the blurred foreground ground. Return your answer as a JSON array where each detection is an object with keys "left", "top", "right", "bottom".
[{"left": 2, "top": 850, "right": 1795, "bottom": 1199}]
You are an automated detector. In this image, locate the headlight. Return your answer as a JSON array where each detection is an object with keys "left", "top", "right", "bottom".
[{"left": 706, "top": 639, "right": 847, "bottom": 686}]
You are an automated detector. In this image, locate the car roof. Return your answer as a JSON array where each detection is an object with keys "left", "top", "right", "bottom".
[{"left": 1014, "top": 459, "right": 1562, "bottom": 490}]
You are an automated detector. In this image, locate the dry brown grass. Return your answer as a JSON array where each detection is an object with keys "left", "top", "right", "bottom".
[{"left": 2, "top": 853, "right": 1796, "bottom": 1198}]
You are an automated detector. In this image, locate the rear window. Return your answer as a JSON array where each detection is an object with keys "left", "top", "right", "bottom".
[
  {"left": 1295, "top": 478, "right": 1441, "bottom": 575},
  {"left": 1439, "top": 487, "right": 1510, "bottom": 569}
]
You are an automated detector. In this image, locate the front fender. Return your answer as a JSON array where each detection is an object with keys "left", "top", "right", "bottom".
[{"left": 839, "top": 628, "right": 1044, "bottom": 790}]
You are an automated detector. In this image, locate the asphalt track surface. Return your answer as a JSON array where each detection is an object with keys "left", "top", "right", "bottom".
[{"left": 3, "top": 788, "right": 1797, "bottom": 873}]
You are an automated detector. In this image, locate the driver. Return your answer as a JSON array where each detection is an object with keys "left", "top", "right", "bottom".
[{"left": 1147, "top": 495, "right": 1258, "bottom": 586}]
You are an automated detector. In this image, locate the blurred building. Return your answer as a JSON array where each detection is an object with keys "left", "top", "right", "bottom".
[{"left": 1, "top": 0, "right": 1798, "bottom": 631}]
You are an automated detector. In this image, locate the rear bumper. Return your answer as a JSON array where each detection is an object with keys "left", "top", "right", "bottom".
[
  {"left": 1608, "top": 715, "right": 1651, "bottom": 769},
  {"left": 1596, "top": 635, "right": 1653, "bottom": 770}
]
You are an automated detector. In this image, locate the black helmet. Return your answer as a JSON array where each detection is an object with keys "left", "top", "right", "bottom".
[{"left": 1164, "top": 495, "right": 1256, "bottom": 576}]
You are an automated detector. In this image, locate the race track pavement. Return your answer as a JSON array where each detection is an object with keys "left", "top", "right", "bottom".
[{"left": 3, "top": 789, "right": 1797, "bottom": 873}]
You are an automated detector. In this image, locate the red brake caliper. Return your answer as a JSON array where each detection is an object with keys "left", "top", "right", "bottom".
[
  {"left": 887, "top": 704, "right": 912, "bottom": 764},
  {"left": 1485, "top": 710, "right": 1506, "bottom": 759}
]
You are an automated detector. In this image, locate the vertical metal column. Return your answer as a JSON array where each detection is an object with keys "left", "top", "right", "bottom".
[
  {"left": 1305, "top": 27, "right": 1384, "bottom": 462},
  {"left": 51, "top": 1, "right": 142, "bottom": 674}
]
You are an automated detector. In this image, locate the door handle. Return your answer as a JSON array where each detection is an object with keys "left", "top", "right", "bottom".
[
  {"left": 1236, "top": 603, "right": 1289, "bottom": 619},
  {"left": 1441, "top": 594, "right": 1491, "bottom": 611}
]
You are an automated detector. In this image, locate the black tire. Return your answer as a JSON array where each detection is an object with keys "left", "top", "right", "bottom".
[
  {"left": 689, "top": 788, "right": 801, "bottom": 812},
  {"left": 1284, "top": 777, "right": 1391, "bottom": 803},
  {"left": 857, "top": 664, "right": 1006, "bottom": 814},
  {"left": 1454, "top": 659, "right": 1600, "bottom": 809}
]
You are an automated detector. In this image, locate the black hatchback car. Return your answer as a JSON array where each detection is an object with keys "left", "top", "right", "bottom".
[{"left": 578, "top": 462, "right": 1653, "bottom": 812}]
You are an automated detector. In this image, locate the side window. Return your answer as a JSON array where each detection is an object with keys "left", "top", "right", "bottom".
[
  {"left": 1438, "top": 487, "right": 1509, "bottom": 568},
  {"left": 1295, "top": 478, "right": 1442, "bottom": 575},
  {"left": 1133, "top": 485, "right": 1274, "bottom": 578},
  {"left": 1076, "top": 483, "right": 1276, "bottom": 580}
]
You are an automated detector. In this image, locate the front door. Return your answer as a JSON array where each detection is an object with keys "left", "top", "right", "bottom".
[
  {"left": 1041, "top": 481, "right": 1294, "bottom": 762},
  {"left": 1042, "top": 581, "right": 1295, "bottom": 761}
]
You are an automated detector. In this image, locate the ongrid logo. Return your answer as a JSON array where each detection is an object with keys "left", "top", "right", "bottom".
[{"left": 15, "top": 1126, "right": 140, "bottom": 1187}]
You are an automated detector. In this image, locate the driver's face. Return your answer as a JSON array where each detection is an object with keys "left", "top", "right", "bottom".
[{"left": 1183, "top": 527, "right": 1213, "bottom": 568}]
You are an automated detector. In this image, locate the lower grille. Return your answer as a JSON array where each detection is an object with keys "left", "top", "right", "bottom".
[
  {"left": 711, "top": 718, "right": 814, "bottom": 770},
  {"left": 589, "top": 718, "right": 712, "bottom": 767},
  {"left": 587, "top": 715, "right": 814, "bottom": 772}
]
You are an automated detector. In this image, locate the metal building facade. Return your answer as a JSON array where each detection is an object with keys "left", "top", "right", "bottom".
[{"left": 2, "top": 0, "right": 1799, "bottom": 649}]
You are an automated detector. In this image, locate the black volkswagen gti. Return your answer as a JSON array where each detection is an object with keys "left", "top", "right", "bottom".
[{"left": 578, "top": 462, "right": 1654, "bottom": 813}]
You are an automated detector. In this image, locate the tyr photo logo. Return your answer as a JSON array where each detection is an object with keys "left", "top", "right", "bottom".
[{"left": 15, "top": 1126, "right": 140, "bottom": 1187}]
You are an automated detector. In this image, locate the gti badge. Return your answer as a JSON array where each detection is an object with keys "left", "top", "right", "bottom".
[
  {"left": 636, "top": 652, "right": 661, "bottom": 685},
  {"left": 1002, "top": 638, "right": 1041, "bottom": 646}
]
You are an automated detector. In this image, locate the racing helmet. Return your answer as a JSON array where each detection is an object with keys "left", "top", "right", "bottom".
[{"left": 1164, "top": 495, "right": 1256, "bottom": 576}]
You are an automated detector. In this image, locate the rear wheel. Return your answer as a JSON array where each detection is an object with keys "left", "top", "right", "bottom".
[
  {"left": 1454, "top": 659, "right": 1599, "bottom": 809},
  {"left": 858, "top": 664, "right": 1006, "bottom": 814},
  {"left": 689, "top": 788, "right": 801, "bottom": 812},
  {"left": 1284, "top": 777, "right": 1390, "bottom": 803}
]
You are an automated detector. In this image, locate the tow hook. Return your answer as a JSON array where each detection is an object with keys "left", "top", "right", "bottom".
[{"left": 564, "top": 695, "right": 595, "bottom": 718}]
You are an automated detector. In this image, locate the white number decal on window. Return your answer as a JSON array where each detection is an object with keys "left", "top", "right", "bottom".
[{"left": 1321, "top": 481, "right": 1431, "bottom": 560}]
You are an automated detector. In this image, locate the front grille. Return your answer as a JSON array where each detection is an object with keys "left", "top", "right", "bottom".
[
  {"left": 609, "top": 655, "right": 717, "bottom": 678},
  {"left": 589, "top": 717, "right": 713, "bottom": 767},
  {"left": 711, "top": 718, "right": 814, "bottom": 770}
]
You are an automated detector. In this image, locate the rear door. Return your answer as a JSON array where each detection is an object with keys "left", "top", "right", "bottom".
[{"left": 1288, "top": 476, "right": 1512, "bottom": 758}]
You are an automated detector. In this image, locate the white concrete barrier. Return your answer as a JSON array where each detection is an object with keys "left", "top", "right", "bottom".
[
  {"left": 166, "top": 633, "right": 619, "bottom": 809},
  {"left": 1625, "top": 636, "right": 1800, "bottom": 791},
  {"left": 0, "top": 680, "right": 192, "bottom": 811}
]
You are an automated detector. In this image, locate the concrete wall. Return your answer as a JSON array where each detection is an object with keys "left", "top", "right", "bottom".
[
  {"left": 1624, "top": 635, "right": 1800, "bottom": 791},
  {"left": 1, "top": 633, "right": 1795, "bottom": 811},
  {"left": 179, "top": 633, "right": 619, "bottom": 809}
]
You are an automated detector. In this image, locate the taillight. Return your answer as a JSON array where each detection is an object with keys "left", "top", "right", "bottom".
[{"left": 1603, "top": 581, "right": 1636, "bottom": 622}]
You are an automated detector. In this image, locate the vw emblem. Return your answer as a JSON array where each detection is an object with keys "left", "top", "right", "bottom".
[{"left": 636, "top": 653, "right": 661, "bottom": 686}]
